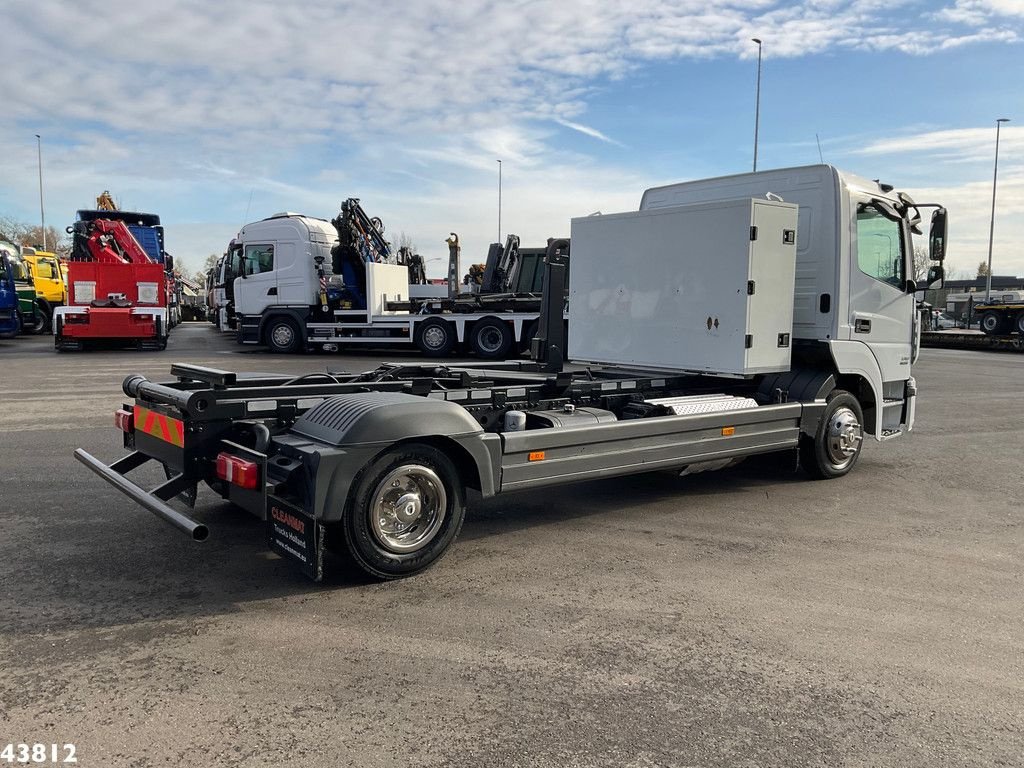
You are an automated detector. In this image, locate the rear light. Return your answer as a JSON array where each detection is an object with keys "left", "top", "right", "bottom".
[
  {"left": 114, "top": 408, "right": 134, "bottom": 432},
  {"left": 216, "top": 452, "right": 260, "bottom": 489}
]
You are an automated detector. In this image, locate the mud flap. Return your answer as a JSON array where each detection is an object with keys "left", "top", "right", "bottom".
[{"left": 267, "top": 495, "right": 324, "bottom": 582}]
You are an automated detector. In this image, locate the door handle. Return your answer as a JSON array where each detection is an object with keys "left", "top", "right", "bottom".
[
  {"left": 855, "top": 318, "right": 871, "bottom": 333},
  {"left": 267, "top": 287, "right": 277, "bottom": 296}
]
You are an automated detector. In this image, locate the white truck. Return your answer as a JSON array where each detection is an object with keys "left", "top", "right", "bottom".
[
  {"left": 230, "top": 208, "right": 553, "bottom": 359},
  {"left": 76, "top": 165, "right": 946, "bottom": 581}
]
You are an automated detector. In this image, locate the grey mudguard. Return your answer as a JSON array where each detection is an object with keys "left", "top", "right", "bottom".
[
  {"left": 292, "top": 392, "right": 484, "bottom": 446},
  {"left": 289, "top": 392, "right": 501, "bottom": 523}
]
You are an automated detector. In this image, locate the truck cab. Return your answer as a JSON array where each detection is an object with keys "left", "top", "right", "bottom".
[
  {"left": 640, "top": 165, "right": 945, "bottom": 439},
  {"left": 232, "top": 214, "right": 339, "bottom": 351},
  {"left": 0, "top": 248, "right": 20, "bottom": 338},
  {"left": 21, "top": 248, "right": 67, "bottom": 329}
]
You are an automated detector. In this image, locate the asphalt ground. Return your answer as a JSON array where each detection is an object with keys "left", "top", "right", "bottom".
[{"left": 0, "top": 324, "right": 1021, "bottom": 767}]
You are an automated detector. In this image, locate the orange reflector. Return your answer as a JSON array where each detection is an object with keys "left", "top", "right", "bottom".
[
  {"left": 216, "top": 452, "right": 260, "bottom": 489},
  {"left": 528, "top": 451, "right": 546, "bottom": 462},
  {"left": 721, "top": 426, "right": 736, "bottom": 436}
]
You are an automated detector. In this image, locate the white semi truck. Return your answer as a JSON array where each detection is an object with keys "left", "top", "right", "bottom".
[
  {"left": 231, "top": 202, "right": 553, "bottom": 359},
  {"left": 76, "top": 165, "right": 946, "bottom": 581}
]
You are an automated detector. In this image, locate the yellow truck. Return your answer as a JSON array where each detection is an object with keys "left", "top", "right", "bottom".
[{"left": 20, "top": 247, "right": 67, "bottom": 333}]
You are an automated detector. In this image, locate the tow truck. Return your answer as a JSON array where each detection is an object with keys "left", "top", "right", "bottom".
[
  {"left": 75, "top": 165, "right": 947, "bottom": 581},
  {"left": 54, "top": 215, "right": 170, "bottom": 350}
]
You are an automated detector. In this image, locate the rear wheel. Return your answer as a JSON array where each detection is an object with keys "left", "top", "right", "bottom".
[
  {"left": 1015, "top": 311, "right": 1024, "bottom": 335},
  {"left": 979, "top": 310, "right": 1006, "bottom": 336},
  {"left": 342, "top": 443, "right": 466, "bottom": 579},
  {"left": 415, "top": 318, "right": 455, "bottom": 356},
  {"left": 470, "top": 317, "right": 513, "bottom": 359},
  {"left": 264, "top": 316, "right": 302, "bottom": 353},
  {"left": 799, "top": 390, "right": 864, "bottom": 480}
]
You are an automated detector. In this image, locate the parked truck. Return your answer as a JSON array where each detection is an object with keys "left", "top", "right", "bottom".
[
  {"left": 0, "top": 241, "right": 47, "bottom": 334},
  {"left": 0, "top": 246, "right": 20, "bottom": 338},
  {"left": 973, "top": 294, "right": 1024, "bottom": 336},
  {"left": 20, "top": 247, "right": 67, "bottom": 332},
  {"left": 54, "top": 213, "right": 171, "bottom": 350},
  {"left": 232, "top": 200, "right": 561, "bottom": 359},
  {"left": 75, "top": 165, "right": 946, "bottom": 582}
]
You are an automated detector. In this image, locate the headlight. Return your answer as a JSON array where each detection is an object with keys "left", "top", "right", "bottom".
[
  {"left": 137, "top": 282, "right": 159, "bottom": 305},
  {"left": 74, "top": 281, "right": 96, "bottom": 304}
]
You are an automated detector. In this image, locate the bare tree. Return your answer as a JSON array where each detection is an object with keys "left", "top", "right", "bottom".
[
  {"left": 977, "top": 261, "right": 991, "bottom": 278},
  {"left": 0, "top": 216, "right": 70, "bottom": 255},
  {"left": 912, "top": 244, "right": 929, "bottom": 282}
]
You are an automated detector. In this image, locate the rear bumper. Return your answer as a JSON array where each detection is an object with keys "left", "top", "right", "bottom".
[
  {"left": 74, "top": 448, "right": 208, "bottom": 540},
  {"left": 54, "top": 306, "right": 167, "bottom": 339}
]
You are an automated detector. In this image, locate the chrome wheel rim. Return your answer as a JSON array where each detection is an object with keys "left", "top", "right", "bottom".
[
  {"left": 271, "top": 324, "right": 294, "bottom": 348},
  {"left": 370, "top": 465, "right": 446, "bottom": 554},
  {"left": 826, "top": 407, "right": 863, "bottom": 468},
  {"left": 422, "top": 324, "right": 447, "bottom": 350}
]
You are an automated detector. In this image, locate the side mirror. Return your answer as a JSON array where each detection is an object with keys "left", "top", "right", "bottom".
[
  {"left": 929, "top": 208, "right": 947, "bottom": 262},
  {"left": 165, "top": 255, "right": 175, "bottom": 273},
  {"left": 925, "top": 264, "right": 944, "bottom": 290}
]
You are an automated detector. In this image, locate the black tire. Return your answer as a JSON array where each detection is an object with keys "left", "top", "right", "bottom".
[
  {"left": 470, "top": 317, "right": 513, "bottom": 359},
  {"left": 979, "top": 310, "right": 1006, "bottom": 336},
  {"left": 263, "top": 316, "right": 302, "bottom": 353},
  {"left": 799, "top": 390, "right": 865, "bottom": 480},
  {"left": 415, "top": 318, "right": 455, "bottom": 356},
  {"left": 36, "top": 300, "right": 52, "bottom": 334},
  {"left": 1015, "top": 311, "right": 1024, "bottom": 335},
  {"left": 341, "top": 443, "right": 466, "bottom": 580},
  {"left": 26, "top": 309, "right": 47, "bottom": 335}
]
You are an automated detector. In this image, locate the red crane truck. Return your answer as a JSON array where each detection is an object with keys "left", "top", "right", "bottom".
[{"left": 54, "top": 214, "right": 170, "bottom": 351}]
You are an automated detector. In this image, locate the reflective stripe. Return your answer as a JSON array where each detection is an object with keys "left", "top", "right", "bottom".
[{"left": 133, "top": 405, "right": 185, "bottom": 447}]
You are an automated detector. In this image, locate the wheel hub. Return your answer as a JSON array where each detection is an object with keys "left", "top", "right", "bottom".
[
  {"left": 423, "top": 326, "right": 445, "bottom": 348},
  {"left": 272, "top": 325, "right": 294, "bottom": 347},
  {"left": 370, "top": 465, "right": 446, "bottom": 554},
  {"left": 479, "top": 329, "right": 501, "bottom": 352},
  {"left": 827, "top": 407, "right": 863, "bottom": 465}
]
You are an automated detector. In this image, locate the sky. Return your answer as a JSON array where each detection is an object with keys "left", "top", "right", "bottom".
[{"left": 1, "top": 0, "right": 1023, "bottom": 280}]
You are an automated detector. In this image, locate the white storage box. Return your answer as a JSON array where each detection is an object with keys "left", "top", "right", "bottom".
[{"left": 568, "top": 198, "right": 798, "bottom": 376}]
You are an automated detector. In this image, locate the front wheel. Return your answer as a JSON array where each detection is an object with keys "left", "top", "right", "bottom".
[
  {"left": 1014, "top": 311, "right": 1024, "bottom": 335},
  {"left": 341, "top": 443, "right": 466, "bottom": 579},
  {"left": 799, "top": 390, "right": 864, "bottom": 480},
  {"left": 25, "top": 309, "right": 47, "bottom": 334},
  {"left": 264, "top": 316, "right": 302, "bottom": 353}
]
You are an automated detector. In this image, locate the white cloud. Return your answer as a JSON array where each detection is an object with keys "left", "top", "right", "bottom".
[{"left": 1, "top": 0, "right": 1022, "bottom": 276}]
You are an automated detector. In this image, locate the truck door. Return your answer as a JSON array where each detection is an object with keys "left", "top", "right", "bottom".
[
  {"left": 848, "top": 198, "right": 914, "bottom": 382},
  {"left": 272, "top": 241, "right": 306, "bottom": 304},
  {"left": 236, "top": 243, "right": 279, "bottom": 316}
]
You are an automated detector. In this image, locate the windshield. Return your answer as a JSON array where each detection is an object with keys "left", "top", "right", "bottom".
[
  {"left": 225, "top": 246, "right": 244, "bottom": 280},
  {"left": 8, "top": 257, "right": 30, "bottom": 282}
]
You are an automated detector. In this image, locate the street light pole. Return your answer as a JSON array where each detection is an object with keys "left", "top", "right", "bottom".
[
  {"left": 497, "top": 159, "right": 502, "bottom": 243},
  {"left": 985, "top": 118, "right": 1010, "bottom": 302},
  {"left": 35, "top": 134, "right": 46, "bottom": 250},
  {"left": 752, "top": 38, "right": 762, "bottom": 172}
]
